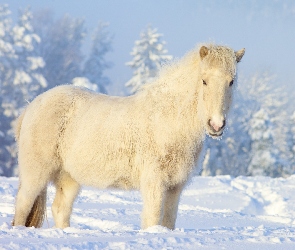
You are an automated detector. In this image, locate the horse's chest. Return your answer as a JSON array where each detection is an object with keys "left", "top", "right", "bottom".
[{"left": 158, "top": 147, "right": 195, "bottom": 185}]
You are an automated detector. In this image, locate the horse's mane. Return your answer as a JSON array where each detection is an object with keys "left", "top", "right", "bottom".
[{"left": 136, "top": 43, "right": 237, "bottom": 95}]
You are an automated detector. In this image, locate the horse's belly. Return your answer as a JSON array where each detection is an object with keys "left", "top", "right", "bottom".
[
  {"left": 108, "top": 177, "right": 136, "bottom": 190},
  {"left": 63, "top": 159, "right": 140, "bottom": 190}
]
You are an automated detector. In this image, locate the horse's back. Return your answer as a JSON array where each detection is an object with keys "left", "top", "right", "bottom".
[{"left": 19, "top": 85, "right": 94, "bottom": 139}]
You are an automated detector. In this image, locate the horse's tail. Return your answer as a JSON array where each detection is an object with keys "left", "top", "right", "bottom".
[
  {"left": 14, "top": 108, "right": 26, "bottom": 142},
  {"left": 25, "top": 188, "right": 47, "bottom": 227},
  {"left": 12, "top": 186, "right": 47, "bottom": 228}
]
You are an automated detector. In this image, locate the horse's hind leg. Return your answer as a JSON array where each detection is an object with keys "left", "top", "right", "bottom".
[
  {"left": 13, "top": 167, "right": 50, "bottom": 227},
  {"left": 52, "top": 171, "right": 80, "bottom": 228}
]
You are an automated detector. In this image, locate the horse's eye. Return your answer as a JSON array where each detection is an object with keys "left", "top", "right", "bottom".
[
  {"left": 229, "top": 80, "right": 234, "bottom": 86},
  {"left": 202, "top": 80, "right": 207, "bottom": 85}
]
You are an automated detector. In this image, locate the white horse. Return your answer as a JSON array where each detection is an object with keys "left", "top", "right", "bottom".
[{"left": 12, "top": 44, "right": 245, "bottom": 230}]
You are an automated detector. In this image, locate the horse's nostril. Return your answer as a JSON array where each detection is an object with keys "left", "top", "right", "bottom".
[{"left": 208, "top": 119, "right": 211, "bottom": 127}]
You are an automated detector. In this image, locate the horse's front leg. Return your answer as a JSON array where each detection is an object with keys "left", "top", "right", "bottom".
[
  {"left": 140, "top": 178, "right": 165, "bottom": 229},
  {"left": 161, "top": 183, "right": 185, "bottom": 230}
]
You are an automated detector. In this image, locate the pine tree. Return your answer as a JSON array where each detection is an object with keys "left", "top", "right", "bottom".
[
  {"left": 0, "top": 4, "right": 15, "bottom": 81},
  {"left": 125, "top": 25, "right": 172, "bottom": 94},
  {"left": 247, "top": 108, "right": 276, "bottom": 176},
  {"left": 241, "top": 73, "right": 290, "bottom": 176},
  {"left": 83, "top": 22, "right": 112, "bottom": 94},
  {"left": 0, "top": 6, "right": 47, "bottom": 176},
  {"left": 201, "top": 72, "right": 289, "bottom": 177},
  {"left": 0, "top": 4, "right": 15, "bottom": 91},
  {"left": 35, "top": 14, "right": 86, "bottom": 89},
  {"left": 287, "top": 111, "right": 295, "bottom": 175},
  {"left": 3, "top": 7, "right": 47, "bottom": 121},
  {"left": 11, "top": 7, "right": 47, "bottom": 101},
  {"left": 0, "top": 4, "right": 15, "bottom": 176}
]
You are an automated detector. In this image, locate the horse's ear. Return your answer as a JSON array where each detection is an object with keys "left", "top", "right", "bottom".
[
  {"left": 235, "top": 48, "right": 245, "bottom": 63},
  {"left": 200, "top": 46, "right": 209, "bottom": 60}
]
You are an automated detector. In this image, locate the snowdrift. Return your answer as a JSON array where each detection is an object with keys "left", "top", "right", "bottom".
[{"left": 1, "top": 175, "right": 295, "bottom": 249}]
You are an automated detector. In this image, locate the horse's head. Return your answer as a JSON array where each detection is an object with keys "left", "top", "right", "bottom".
[{"left": 198, "top": 45, "right": 245, "bottom": 138}]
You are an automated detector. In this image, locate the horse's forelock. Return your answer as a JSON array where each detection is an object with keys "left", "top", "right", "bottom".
[{"left": 201, "top": 44, "right": 237, "bottom": 76}]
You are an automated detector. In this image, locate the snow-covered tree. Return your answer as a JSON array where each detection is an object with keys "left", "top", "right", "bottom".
[
  {"left": 1, "top": 7, "right": 47, "bottom": 120},
  {"left": 0, "top": 6, "right": 47, "bottom": 176},
  {"left": 240, "top": 73, "right": 290, "bottom": 176},
  {"left": 286, "top": 111, "right": 295, "bottom": 175},
  {"left": 0, "top": 4, "right": 15, "bottom": 81},
  {"left": 34, "top": 14, "right": 86, "bottom": 89},
  {"left": 201, "top": 72, "right": 290, "bottom": 177},
  {"left": 11, "top": 7, "right": 47, "bottom": 100},
  {"left": 72, "top": 77, "right": 99, "bottom": 92},
  {"left": 125, "top": 25, "right": 172, "bottom": 94},
  {"left": 33, "top": 13, "right": 113, "bottom": 93},
  {"left": 83, "top": 22, "right": 112, "bottom": 94},
  {"left": 0, "top": 4, "right": 15, "bottom": 96},
  {"left": 247, "top": 108, "right": 276, "bottom": 176},
  {"left": 0, "top": 5, "right": 17, "bottom": 176}
]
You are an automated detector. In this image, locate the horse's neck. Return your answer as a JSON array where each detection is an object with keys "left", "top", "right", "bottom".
[
  {"left": 154, "top": 56, "right": 202, "bottom": 115},
  {"left": 140, "top": 55, "right": 204, "bottom": 134}
]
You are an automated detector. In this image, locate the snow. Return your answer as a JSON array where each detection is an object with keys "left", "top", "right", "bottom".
[
  {"left": 27, "top": 57, "right": 45, "bottom": 71},
  {"left": 72, "top": 77, "right": 98, "bottom": 92},
  {"left": 32, "top": 73, "right": 47, "bottom": 88},
  {"left": 1, "top": 175, "right": 295, "bottom": 249},
  {"left": 13, "top": 70, "right": 32, "bottom": 85}
]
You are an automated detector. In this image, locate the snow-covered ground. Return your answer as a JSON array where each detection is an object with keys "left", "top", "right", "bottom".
[{"left": 1, "top": 175, "right": 295, "bottom": 249}]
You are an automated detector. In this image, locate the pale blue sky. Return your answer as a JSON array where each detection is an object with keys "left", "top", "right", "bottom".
[{"left": 6, "top": 0, "right": 295, "bottom": 94}]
